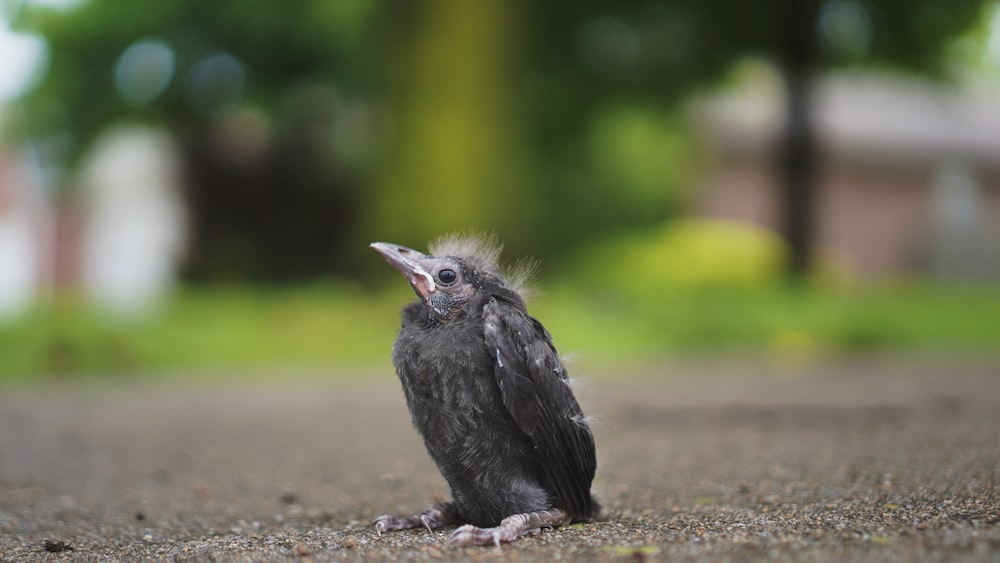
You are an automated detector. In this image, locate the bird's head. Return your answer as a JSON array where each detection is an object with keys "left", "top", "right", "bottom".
[{"left": 370, "top": 236, "right": 520, "bottom": 322}]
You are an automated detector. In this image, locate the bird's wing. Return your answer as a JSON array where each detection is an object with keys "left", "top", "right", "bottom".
[{"left": 483, "top": 297, "right": 597, "bottom": 519}]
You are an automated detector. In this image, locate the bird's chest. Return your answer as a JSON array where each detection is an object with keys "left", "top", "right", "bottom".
[{"left": 392, "top": 322, "right": 503, "bottom": 442}]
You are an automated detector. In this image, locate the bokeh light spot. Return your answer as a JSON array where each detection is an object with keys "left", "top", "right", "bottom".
[
  {"left": 0, "top": 29, "right": 49, "bottom": 101},
  {"left": 114, "top": 39, "right": 176, "bottom": 106},
  {"left": 818, "top": 0, "right": 873, "bottom": 60},
  {"left": 184, "top": 53, "right": 248, "bottom": 115}
]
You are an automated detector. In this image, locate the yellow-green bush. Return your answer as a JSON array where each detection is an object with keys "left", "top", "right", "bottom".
[{"left": 578, "top": 219, "right": 787, "bottom": 297}]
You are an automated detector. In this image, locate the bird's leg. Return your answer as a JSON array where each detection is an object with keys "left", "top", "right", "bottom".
[
  {"left": 448, "top": 509, "right": 569, "bottom": 547},
  {"left": 373, "top": 502, "right": 459, "bottom": 535}
]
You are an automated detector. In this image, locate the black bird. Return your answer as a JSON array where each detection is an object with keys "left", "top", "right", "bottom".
[{"left": 369, "top": 235, "right": 598, "bottom": 547}]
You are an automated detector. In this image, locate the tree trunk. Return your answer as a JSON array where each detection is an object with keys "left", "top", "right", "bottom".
[{"left": 778, "top": 0, "right": 819, "bottom": 279}]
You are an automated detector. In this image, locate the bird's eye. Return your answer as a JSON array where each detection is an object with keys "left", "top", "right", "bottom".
[{"left": 437, "top": 268, "right": 458, "bottom": 285}]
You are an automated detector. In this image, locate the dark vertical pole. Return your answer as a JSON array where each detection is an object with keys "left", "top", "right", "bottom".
[{"left": 779, "top": 0, "right": 819, "bottom": 279}]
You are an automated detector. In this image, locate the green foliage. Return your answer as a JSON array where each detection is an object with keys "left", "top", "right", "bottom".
[
  {"left": 0, "top": 284, "right": 402, "bottom": 384},
  {"left": 0, "top": 280, "right": 998, "bottom": 384},
  {"left": 588, "top": 107, "right": 696, "bottom": 213},
  {"left": 535, "top": 220, "right": 1000, "bottom": 362},
  {"left": 13, "top": 0, "right": 380, "bottom": 165},
  {"left": 532, "top": 282, "right": 1000, "bottom": 364},
  {"left": 9, "top": 0, "right": 992, "bottom": 274},
  {"left": 572, "top": 219, "right": 788, "bottom": 294}
]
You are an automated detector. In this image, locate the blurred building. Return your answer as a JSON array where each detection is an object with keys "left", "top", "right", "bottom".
[{"left": 693, "top": 72, "right": 1000, "bottom": 280}]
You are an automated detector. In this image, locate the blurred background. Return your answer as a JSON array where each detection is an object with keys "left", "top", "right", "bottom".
[{"left": 0, "top": 0, "right": 998, "bottom": 383}]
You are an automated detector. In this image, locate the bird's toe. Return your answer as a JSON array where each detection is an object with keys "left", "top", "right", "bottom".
[
  {"left": 448, "top": 524, "right": 499, "bottom": 548},
  {"left": 372, "top": 515, "right": 395, "bottom": 536}
]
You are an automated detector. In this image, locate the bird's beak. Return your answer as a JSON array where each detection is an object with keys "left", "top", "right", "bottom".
[{"left": 370, "top": 242, "right": 438, "bottom": 300}]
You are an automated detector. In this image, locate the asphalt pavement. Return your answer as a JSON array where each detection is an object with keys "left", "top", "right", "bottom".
[{"left": 1, "top": 357, "right": 998, "bottom": 561}]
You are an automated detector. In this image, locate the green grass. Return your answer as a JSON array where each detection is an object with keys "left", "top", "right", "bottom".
[
  {"left": 533, "top": 282, "right": 1000, "bottom": 360},
  {"left": 0, "top": 283, "right": 406, "bottom": 384},
  {"left": 0, "top": 281, "right": 998, "bottom": 384}
]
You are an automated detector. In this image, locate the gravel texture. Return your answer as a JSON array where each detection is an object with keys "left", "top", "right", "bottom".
[{"left": 1, "top": 357, "right": 998, "bottom": 562}]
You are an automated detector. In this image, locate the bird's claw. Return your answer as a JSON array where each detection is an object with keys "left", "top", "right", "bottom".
[
  {"left": 448, "top": 524, "right": 503, "bottom": 548},
  {"left": 420, "top": 514, "right": 434, "bottom": 533},
  {"left": 372, "top": 515, "right": 393, "bottom": 536}
]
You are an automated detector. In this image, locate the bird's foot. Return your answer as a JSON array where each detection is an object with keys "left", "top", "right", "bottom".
[
  {"left": 448, "top": 509, "right": 568, "bottom": 548},
  {"left": 372, "top": 514, "right": 412, "bottom": 536},
  {"left": 373, "top": 502, "right": 458, "bottom": 536}
]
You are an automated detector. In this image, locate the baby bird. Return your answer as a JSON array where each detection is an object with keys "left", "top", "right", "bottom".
[{"left": 370, "top": 235, "right": 598, "bottom": 547}]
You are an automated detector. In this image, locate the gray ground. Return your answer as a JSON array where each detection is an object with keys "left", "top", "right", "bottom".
[{"left": 1, "top": 357, "right": 998, "bottom": 562}]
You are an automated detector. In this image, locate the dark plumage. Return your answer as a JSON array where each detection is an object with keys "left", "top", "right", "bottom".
[{"left": 369, "top": 235, "right": 598, "bottom": 547}]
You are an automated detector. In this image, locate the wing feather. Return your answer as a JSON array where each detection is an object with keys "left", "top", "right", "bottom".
[{"left": 483, "top": 297, "right": 597, "bottom": 520}]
